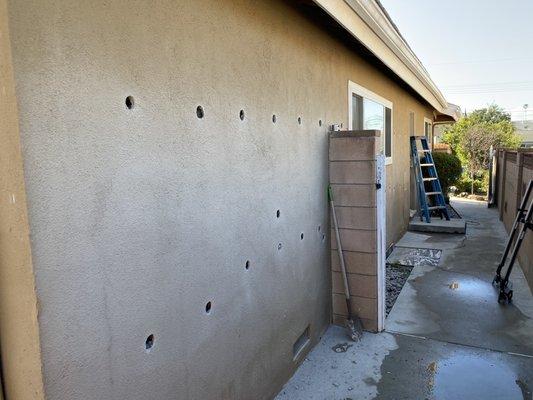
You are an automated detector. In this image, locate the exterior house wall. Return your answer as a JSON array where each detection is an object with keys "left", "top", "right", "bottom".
[
  {"left": 0, "top": 0, "right": 46, "bottom": 398},
  {"left": 5, "top": 0, "right": 437, "bottom": 398},
  {"left": 496, "top": 149, "right": 533, "bottom": 291}
]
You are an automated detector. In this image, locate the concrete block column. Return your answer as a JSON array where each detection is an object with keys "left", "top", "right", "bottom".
[{"left": 329, "top": 130, "right": 385, "bottom": 332}]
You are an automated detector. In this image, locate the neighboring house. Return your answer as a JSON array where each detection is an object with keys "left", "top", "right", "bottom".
[
  {"left": 513, "top": 120, "right": 533, "bottom": 147},
  {"left": 0, "top": 1, "right": 456, "bottom": 399}
]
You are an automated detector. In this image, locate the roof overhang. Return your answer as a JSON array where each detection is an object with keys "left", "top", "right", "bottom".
[
  {"left": 311, "top": 0, "right": 453, "bottom": 117},
  {"left": 434, "top": 103, "right": 462, "bottom": 123}
]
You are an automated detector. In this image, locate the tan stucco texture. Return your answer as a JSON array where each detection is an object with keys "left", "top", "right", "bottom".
[{"left": 0, "top": 0, "right": 45, "bottom": 398}]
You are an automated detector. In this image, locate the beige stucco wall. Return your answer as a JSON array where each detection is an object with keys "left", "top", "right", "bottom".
[
  {"left": 0, "top": 0, "right": 45, "bottom": 398},
  {"left": 5, "top": 0, "right": 436, "bottom": 398}
]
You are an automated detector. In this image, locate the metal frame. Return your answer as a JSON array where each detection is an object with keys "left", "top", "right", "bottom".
[{"left": 493, "top": 179, "right": 533, "bottom": 303}]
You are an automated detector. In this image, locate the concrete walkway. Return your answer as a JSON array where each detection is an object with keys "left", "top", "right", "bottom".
[{"left": 275, "top": 199, "right": 533, "bottom": 400}]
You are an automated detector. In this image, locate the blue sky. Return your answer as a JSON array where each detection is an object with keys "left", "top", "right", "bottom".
[{"left": 380, "top": 0, "right": 533, "bottom": 121}]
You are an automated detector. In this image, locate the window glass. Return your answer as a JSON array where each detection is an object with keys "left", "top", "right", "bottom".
[
  {"left": 349, "top": 83, "right": 392, "bottom": 162},
  {"left": 363, "top": 98, "right": 384, "bottom": 131},
  {"left": 352, "top": 94, "right": 364, "bottom": 130}
]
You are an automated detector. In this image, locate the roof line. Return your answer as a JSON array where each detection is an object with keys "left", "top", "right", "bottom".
[{"left": 311, "top": 0, "right": 451, "bottom": 115}]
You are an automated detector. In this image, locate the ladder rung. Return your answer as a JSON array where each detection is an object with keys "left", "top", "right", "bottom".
[
  {"left": 421, "top": 149, "right": 431, "bottom": 152},
  {"left": 420, "top": 163, "right": 434, "bottom": 167},
  {"left": 425, "top": 192, "right": 442, "bottom": 196},
  {"left": 423, "top": 177, "right": 437, "bottom": 181},
  {"left": 428, "top": 206, "right": 446, "bottom": 210}
]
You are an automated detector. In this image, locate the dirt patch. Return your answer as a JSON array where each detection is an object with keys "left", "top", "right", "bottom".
[{"left": 386, "top": 263, "right": 414, "bottom": 316}]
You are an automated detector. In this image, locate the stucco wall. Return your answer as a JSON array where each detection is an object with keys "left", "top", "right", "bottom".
[
  {"left": 6, "top": 0, "right": 436, "bottom": 398},
  {"left": 0, "top": 0, "right": 45, "bottom": 398}
]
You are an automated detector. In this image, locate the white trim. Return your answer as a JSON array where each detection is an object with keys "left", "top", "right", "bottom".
[
  {"left": 311, "top": 0, "right": 452, "bottom": 115},
  {"left": 424, "top": 117, "right": 432, "bottom": 135},
  {"left": 348, "top": 80, "right": 393, "bottom": 165},
  {"left": 376, "top": 154, "right": 386, "bottom": 331}
]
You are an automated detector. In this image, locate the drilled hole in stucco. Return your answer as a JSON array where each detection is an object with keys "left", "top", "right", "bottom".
[
  {"left": 205, "top": 301, "right": 212, "bottom": 314},
  {"left": 245, "top": 260, "right": 250, "bottom": 270},
  {"left": 239, "top": 109, "right": 245, "bottom": 121},
  {"left": 298, "top": 116, "right": 302, "bottom": 125},
  {"left": 125, "top": 96, "right": 134, "bottom": 109},
  {"left": 319, "top": 119, "right": 322, "bottom": 127},
  {"left": 322, "top": 234, "right": 326, "bottom": 242},
  {"left": 300, "top": 233, "right": 304, "bottom": 240},
  {"left": 318, "top": 225, "right": 321, "bottom": 232},
  {"left": 272, "top": 114, "right": 277, "bottom": 123},
  {"left": 196, "top": 105, "right": 204, "bottom": 119},
  {"left": 276, "top": 210, "right": 280, "bottom": 218},
  {"left": 278, "top": 242, "right": 283, "bottom": 250},
  {"left": 145, "top": 334, "right": 154, "bottom": 351}
]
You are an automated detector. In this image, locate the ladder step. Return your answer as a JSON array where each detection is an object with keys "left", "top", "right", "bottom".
[
  {"left": 421, "top": 149, "right": 431, "bottom": 152},
  {"left": 428, "top": 206, "right": 446, "bottom": 210},
  {"left": 420, "top": 163, "right": 434, "bottom": 167},
  {"left": 423, "top": 177, "right": 437, "bottom": 181},
  {"left": 425, "top": 192, "right": 442, "bottom": 196}
]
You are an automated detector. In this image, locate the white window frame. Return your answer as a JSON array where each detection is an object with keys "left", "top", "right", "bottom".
[
  {"left": 424, "top": 117, "right": 433, "bottom": 147},
  {"left": 348, "top": 81, "right": 393, "bottom": 165}
]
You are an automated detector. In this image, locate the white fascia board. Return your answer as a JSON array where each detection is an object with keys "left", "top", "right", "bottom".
[{"left": 312, "top": 0, "right": 449, "bottom": 113}]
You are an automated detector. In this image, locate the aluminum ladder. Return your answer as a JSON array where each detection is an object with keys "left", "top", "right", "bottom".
[{"left": 410, "top": 136, "right": 450, "bottom": 223}]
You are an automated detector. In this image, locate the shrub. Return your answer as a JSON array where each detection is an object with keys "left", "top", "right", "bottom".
[
  {"left": 432, "top": 152, "right": 462, "bottom": 199},
  {"left": 455, "top": 172, "right": 488, "bottom": 195}
]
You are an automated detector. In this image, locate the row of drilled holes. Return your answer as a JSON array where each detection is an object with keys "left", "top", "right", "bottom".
[
  {"left": 125, "top": 96, "right": 323, "bottom": 127},
  {"left": 129, "top": 94, "right": 326, "bottom": 353},
  {"left": 143, "top": 209, "right": 325, "bottom": 353}
]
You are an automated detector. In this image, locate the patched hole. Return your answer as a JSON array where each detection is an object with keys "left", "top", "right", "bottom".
[
  {"left": 272, "top": 114, "right": 277, "bottom": 123},
  {"left": 239, "top": 109, "right": 245, "bottom": 121},
  {"left": 125, "top": 96, "right": 135, "bottom": 109},
  {"left": 196, "top": 105, "right": 204, "bottom": 119},
  {"left": 205, "top": 301, "right": 212, "bottom": 314},
  {"left": 245, "top": 260, "right": 250, "bottom": 270},
  {"left": 145, "top": 334, "right": 154, "bottom": 351}
]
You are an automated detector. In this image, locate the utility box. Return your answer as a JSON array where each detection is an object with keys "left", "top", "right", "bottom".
[{"left": 329, "top": 130, "right": 386, "bottom": 332}]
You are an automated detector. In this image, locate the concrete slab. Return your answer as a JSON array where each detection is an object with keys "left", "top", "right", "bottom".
[
  {"left": 275, "top": 198, "right": 533, "bottom": 400},
  {"left": 388, "top": 199, "right": 533, "bottom": 356},
  {"left": 275, "top": 327, "right": 533, "bottom": 400},
  {"left": 409, "top": 216, "right": 466, "bottom": 234},
  {"left": 375, "top": 333, "right": 533, "bottom": 400}
]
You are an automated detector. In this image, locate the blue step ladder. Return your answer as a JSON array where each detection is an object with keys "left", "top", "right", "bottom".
[{"left": 410, "top": 136, "right": 450, "bottom": 223}]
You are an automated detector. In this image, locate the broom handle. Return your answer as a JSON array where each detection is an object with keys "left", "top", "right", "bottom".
[{"left": 328, "top": 186, "right": 351, "bottom": 301}]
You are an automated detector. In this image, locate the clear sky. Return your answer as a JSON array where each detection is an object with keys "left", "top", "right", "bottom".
[{"left": 380, "top": 0, "right": 533, "bottom": 121}]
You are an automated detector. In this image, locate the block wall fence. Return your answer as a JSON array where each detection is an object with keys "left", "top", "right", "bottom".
[
  {"left": 495, "top": 148, "right": 533, "bottom": 290},
  {"left": 329, "top": 130, "right": 385, "bottom": 332}
]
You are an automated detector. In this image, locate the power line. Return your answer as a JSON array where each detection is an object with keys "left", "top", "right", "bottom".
[{"left": 428, "top": 56, "right": 533, "bottom": 67}]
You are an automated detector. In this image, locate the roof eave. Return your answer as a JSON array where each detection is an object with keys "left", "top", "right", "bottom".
[{"left": 311, "top": 0, "right": 449, "bottom": 113}]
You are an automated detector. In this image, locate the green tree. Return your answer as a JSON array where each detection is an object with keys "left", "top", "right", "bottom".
[{"left": 442, "top": 104, "right": 521, "bottom": 194}]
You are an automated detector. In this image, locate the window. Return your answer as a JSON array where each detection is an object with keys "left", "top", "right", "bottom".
[
  {"left": 348, "top": 81, "right": 393, "bottom": 164},
  {"left": 424, "top": 117, "right": 432, "bottom": 147}
]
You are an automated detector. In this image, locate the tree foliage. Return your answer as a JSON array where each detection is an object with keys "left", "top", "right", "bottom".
[
  {"left": 432, "top": 152, "right": 462, "bottom": 200},
  {"left": 442, "top": 104, "right": 521, "bottom": 193}
]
